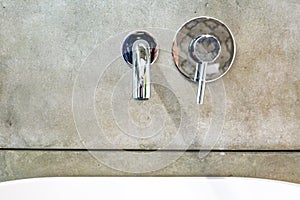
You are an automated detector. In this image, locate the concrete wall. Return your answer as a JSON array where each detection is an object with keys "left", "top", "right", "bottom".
[{"left": 0, "top": 0, "right": 299, "bottom": 182}]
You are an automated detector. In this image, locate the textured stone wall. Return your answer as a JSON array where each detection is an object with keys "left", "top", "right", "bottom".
[{"left": 0, "top": 0, "right": 299, "bottom": 182}]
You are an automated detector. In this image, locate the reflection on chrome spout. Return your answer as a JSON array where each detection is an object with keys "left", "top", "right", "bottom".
[
  {"left": 122, "top": 30, "right": 159, "bottom": 101},
  {"left": 132, "top": 40, "right": 151, "bottom": 100}
]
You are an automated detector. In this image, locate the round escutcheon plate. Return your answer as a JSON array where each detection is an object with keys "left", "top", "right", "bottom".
[
  {"left": 122, "top": 30, "right": 159, "bottom": 66},
  {"left": 172, "top": 16, "right": 236, "bottom": 82}
]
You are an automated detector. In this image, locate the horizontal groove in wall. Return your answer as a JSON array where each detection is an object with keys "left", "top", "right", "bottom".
[{"left": 0, "top": 148, "right": 300, "bottom": 153}]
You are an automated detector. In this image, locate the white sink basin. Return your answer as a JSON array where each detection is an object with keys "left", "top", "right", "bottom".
[{"left": 0, "top": 177, "right": 299, "bottom": 200}]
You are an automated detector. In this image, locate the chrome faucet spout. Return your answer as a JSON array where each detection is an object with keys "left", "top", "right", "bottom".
[
  {"left": 122, "top": 31, "right": 158, "bottom": 101},
  {"left": 132, "top": 40, "right": 151, "bottom": 100}
]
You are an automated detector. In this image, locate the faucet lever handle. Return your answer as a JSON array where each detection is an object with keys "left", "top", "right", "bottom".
[{"left": 189, "top": 34, "right": 221, "bottom": 104}]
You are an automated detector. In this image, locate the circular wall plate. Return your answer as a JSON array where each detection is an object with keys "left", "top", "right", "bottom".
[
  {"left": 122, "top": 30, "right": 159, "bottom": 66},
  {"left": 172, "top": 16, "right": 236, "bottom": 83}
]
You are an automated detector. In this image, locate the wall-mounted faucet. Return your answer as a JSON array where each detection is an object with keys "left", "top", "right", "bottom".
[
  {"left": 122, "top": 31, "right": 158, "bottom": 100},
  {"left": 172, "top": 16, "right": 236, "bottom": 104}
]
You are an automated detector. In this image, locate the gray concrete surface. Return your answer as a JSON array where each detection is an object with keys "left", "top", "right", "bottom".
[
  {"left": 0, "top": 0, "right": 299, "bottom": 149},
  {"left": 0, "top": 151, "right": 299, "bottom": 183},
  {"left": 0, "top": 0, "right": 299, "bottom": 182}
]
